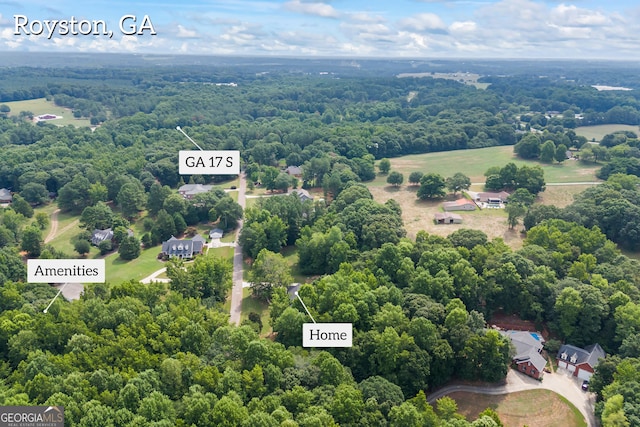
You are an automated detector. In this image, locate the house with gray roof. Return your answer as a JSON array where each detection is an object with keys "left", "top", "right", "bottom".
[
  {"left": 91, "top": 228, "right": 133, "bottom": 246},
  {"left": 288, "top": 189, "right": 313, "bottom": 202},
  {"left": 0, "top": 188, "right": 12, "bottom": 204},
  {"left": 178, "top": 184, "right": 214, "bottom": 199},
  {"left": 160, "top": 235, "right": 206, "bottom": 259},
  {"left": 209, "top": 228, "right": 224, "bottom": 239},
  {"left": 91, "top": 228, "right": 114, "bottom": 246},
  {"left": 557, "top": 343, "right": 605, "bottom": 381},
  {"left": 501, "top": 330, "right": 547, "bottom": 379}
]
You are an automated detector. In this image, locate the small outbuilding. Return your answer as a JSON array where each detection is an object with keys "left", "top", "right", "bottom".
[{"left": 434, "top": 212, "right": 463, "bottom": 224}]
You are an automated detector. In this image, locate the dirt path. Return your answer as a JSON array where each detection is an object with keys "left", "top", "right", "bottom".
[
  {"left": 229, "top": 173, "right": 247, "bottom": 326},
  {"left": 44, "top": 209, "right": 60, "bottom": 243},
  {"left": 44, "top": 208, "right": 80, "bottom": 244}
]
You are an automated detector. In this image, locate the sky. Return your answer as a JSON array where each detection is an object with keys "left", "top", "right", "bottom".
[{"left": 1, "top": 0, "right": 639, "bottom": 59}]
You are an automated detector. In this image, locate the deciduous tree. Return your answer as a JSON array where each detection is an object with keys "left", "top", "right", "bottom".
[{"left": 417, "top": 173, "right": 446, "bottom": 199}]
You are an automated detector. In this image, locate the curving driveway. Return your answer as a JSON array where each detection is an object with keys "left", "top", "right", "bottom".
[{"left": 427, "top": 369, "right": 597, "bottom": 427}]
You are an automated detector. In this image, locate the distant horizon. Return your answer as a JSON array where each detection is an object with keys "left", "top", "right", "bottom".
[
  {"left": 1, "top": 1, "right": 639, "bottom": 60},
  {"left": 0, "top": 51, "right": 639, "bottom": 63}
]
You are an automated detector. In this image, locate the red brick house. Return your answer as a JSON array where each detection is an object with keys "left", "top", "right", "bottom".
[
  {"left": 502, "top": 330, "right": 547, "bottom": 380},
  {"left": 557, "top": 343, "right": 605, "bottom": 381}
]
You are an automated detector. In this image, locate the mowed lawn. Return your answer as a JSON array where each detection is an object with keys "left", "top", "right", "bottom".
[
  {"left": 373, "top": 146, "right": 601, "bottom": 184},
  {"left": 104, "top": 247, "right": 165, "bottom": 285},
  {"left": 575, "top": 124, "right": 640, "bottom": 142},
  {"left": 449, "top": 389, "right": 586, "bottom": 427},
  {"left": 4, "top": 98, "right": 92, "bottom": 127}
]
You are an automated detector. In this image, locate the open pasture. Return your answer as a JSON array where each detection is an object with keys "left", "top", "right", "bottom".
[
  {"left": 368, "top": 185, "right": 525, "bottom": 249},
  {"left": 374, "top": 146, "right": 601, "bottom": 185},
  {"left": 4, "top": 98, "right": 91, "bottom": 127},
  {"left": 575, "top": 124, "right": 640, "bottom": 142}
]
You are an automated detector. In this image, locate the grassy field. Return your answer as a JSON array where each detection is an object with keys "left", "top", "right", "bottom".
[
  {"left": 375, "top": 146, "right": 601, "bottom": 184},
  {"left": 575, "top": 124, "right": 640, "bottom": 142},
  {"left": 4, "top": 98, "right": 92, "bottom": 127},
  {"left": 104, "top": 247, "right": 165, "bottom": 285},
  {"left": 450, "top": 389, "right": 586, "bottom": 427},
  {"left": 240, "top": 287, "right": 271, "bottom": 336}
]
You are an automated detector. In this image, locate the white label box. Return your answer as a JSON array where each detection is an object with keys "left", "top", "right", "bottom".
[
  {"left": 27, "top": 259, "right": 106, "bottom": 283},
  {"left": 179, "top": 150, "right": 240, "bottom": 175},
  {"left": 303, "top": 323, "right": 352, "bottom": 348}
]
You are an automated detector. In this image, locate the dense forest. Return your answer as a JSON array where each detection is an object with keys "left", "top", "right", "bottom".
[{"left": 3, "top": 56, "right": 640, "bottom": 425}]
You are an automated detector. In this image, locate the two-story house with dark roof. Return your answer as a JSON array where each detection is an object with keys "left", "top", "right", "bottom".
[
  {"left": 160, "top": 235, "right": 206, "bottom": 259},
  {"left": 557, "top": 343, "right": 605, "bottom": 381}
]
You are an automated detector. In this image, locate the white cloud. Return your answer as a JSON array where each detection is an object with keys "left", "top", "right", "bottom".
[
  {"left": 283, "top": 0, "right": 339, "bottom": 18},
  {"left": 347, "top": 12, "right": 385, "bottom": 24},
  {"left": 449, "top": 21, "right": 477, "bottom": 33},
  {"left": 176, "top": 25, "right": 198, "bottom": 38},
  {"left": 398, "top": 13, "right": 447, "bottom": 33},
  {"left": 550, "top": 4, "right": 609, "bottom": 27}
]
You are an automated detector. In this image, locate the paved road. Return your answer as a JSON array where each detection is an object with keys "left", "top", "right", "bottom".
[
  {"left": 427, "top": 369, "right": 597, "bottom": 427},
  {"left": 229, "top": 173, "right": 247, "bottom": 326},
  {"left": 140, "top": 268, "right": 170, "bottom": 284}
]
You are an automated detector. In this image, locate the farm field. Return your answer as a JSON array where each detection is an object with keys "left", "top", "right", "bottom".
[
  {"left": 373, "top": 146, "right": 601, "bottom": 184},
  {"left": 369, "top": 183, "right": 596, "bottom": 250},
  {"left": 368, "top": 147, "right": 602, "bottom": 249},
  {"left": 450, "top": 389, "right": 586, "bottom": 427},
  {"left": 575, "top": 124, "right": 640, "bottom": 142},
  {"left": 4, "top": 98, "right": 92, "bottom": 127},
  {"left": 368, "top": 185, "right": 523, "bottom": 248}
]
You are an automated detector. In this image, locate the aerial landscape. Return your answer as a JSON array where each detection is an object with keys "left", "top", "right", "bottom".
[{"left": 2, "top": 1, "right": 640, "bottom": 427}]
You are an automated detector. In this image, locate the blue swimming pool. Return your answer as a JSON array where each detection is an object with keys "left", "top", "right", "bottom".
[{"left": 530, "top": 332, "right": 542, "bottom": 341}]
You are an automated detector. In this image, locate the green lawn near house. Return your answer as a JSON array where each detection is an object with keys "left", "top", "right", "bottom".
[{"left": 104, "top": 247, "right": 164, "bottom": 285}]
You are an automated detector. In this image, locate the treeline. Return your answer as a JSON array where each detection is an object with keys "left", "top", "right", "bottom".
[
  {"left": 484, "top": 76, "right": 640, "bottom": 126},
  {"left": 0, "top": 272, "right": 503, "bottom": 426}
]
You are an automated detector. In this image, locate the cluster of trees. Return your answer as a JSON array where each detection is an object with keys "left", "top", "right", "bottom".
[
  {"left": 514, "top": 133, "right": 570, "bottom": 163},
  {"left": 484, "top": 162, "right": 546, "bottom": 195},
  {"left": 524, "top": 175, "right": 640, "bottom": 250},
  {"left": 0, "top": 277, "right": 508, "bottom": 426}
]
